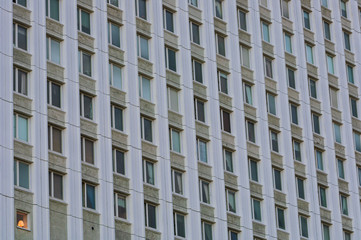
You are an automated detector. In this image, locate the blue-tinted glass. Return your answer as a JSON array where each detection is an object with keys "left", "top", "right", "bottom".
[
  {"left": 148, "top": 204, "right": 156, "bottom": 228},
  {"left": 144, "top": 118, "right": 152, "bottom": 142},
  {"left": 138, "top": 0, "right": 147, "bottom": 20},
  {"left": 18, "top": 116, "right": 28, "bottom": 142},
  {"left": 19, "top": 162, "right": 29, "bottom": 189},
  {"left": 111, "top": 24, "right": 120, "bottom": 47},
  {"left": 86, "top": 184, "right": 95, "bottom": 209},
  {"left": 50, "top": 0, "right": 59, "bottom": 21},
  {"left": 81, "top": 11, "right": 90, "bottom": 34}
]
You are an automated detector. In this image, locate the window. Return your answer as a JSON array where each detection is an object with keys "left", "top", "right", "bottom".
[
  {"left": 108, "top": 22, "right": 120, "bottom": 48},
  {"left": 309, "top": 78, "right": 317, "bottom": 99},
  {"left": 312, "top": 113, "right": 321, "bottom": 134},
  {"left": 340, "top": 194, "right": 348, "bottom": 215},
  {"left": 81, "top": 136, "right": 94, "bottom": 164},
  {"left": 267, "top": 92, "right": 276, "bottom": 115},
  {"left": 286, "top": 67, "right": 296, "bottom": 89},
  {"left": 340, "top": 0, "right": 347, "bottom": 18},
  {"left": 216, "top": 33, "right": 226, "bottom": 56},
  {"left": 220, "top": 109, "right": 231, "bottom": 133},
  {"left": 165, "top": 47, "right": 177, "bottom": 72},
  {"left": 82, "top": 182, "right": 96, "bottom": 209},
  {"left": 109, "top": 62, "right": 122, "bottom": 89},
  {"left": 214, "top": 0, "right": 223, "bottom": 19},
  {"left": 333, "top": 123, "right": 342, "bottom": 144},
  {"left": 197, "top": 138, "right": 208, "bottom": 163},
  {"left": 323, "top": 21, "right": 331, "bottom": 41},
  {"left": 111, "top": 105, "right": 123, "bottom": 131},
  {"left": 13, "top": 23, "right": 27, "bottom": 51},
  {"left": 13, "top": 113, "right": 28, "bottom": 142},
  {"left": 249, "top": 159, "right": 259, "bottom": 182},
  {"left": 321, "top": 0, "right": 328, "bottom": 8},
  {"left": 135, "top": 0, "right": 147, "bottom": 20},
  {"left": 244, "top": 83, "right": 253, "bottom": 105},
  {"left": 79, "top": 92, "right": 93, "bottom": 120},
  {"left": 316, "top": 149, "right": 324, "bottom": 171},
  {"left": 246, "top": 120, "right": 256, "bottom": 143},
  {"left": 281, "top": 0, "right": 289, "bottom": 19},
  {"left": 306, "top": 44, "right": 314, "bottom": 64},
  {"left": 139, "top": 75, "right": 151, "bottom": 101},
  {"left": 343, "top": 31, "right": 351, "bottom": 51},
  {"left": 322, "top": 224, "right": 330, "bottom": 240},
  {"left": 77, "top": 8, "right": 91, "bottom": 34},
  {"left": 226, "top": 189, "right": 236, "bottom": 213},
  {"left": 48, "top": 125, "right": 62, "bottom": 153},
  {"left": 114, "top": 192, "right": 126, "bottom": 219},
  {"left": 273, "top": 168, "right": 282, "bottom": 191},
  {"left": 143, "top": 159, "right": 155, "bottom": 185},
  {"left": 350, "top": 97, "right": 358, "bottom": 118},
  {"left": 14, "top": 160, "right": 29, "bottom": 189},
  {"left": 201, "top": 221, "right": 212, "bottom": 240},
  {"left": 190, "top": 21, "right": 200, "bottom": 45},
  {"left": 337, "top": 159, "right": 345, "bottom": 179},
  {"left": 13, "top": 0, "right": 26, "bottom": 7},
  {"left": 16, "top": 211, "right": 29, "bottom": 230},
  {"left": 303, "top": 11, "right": 311, "bottom": 30},
  {"left": 276, "top": 207, "right": 286, "bottom": 230},
  {"left": 140, "top": 116, "right": 153, "bottom": 142},
  {"left": 47, "top": 81, "right": 61, "bottom": 108},
  {"left": 296, "top": 177, "right": 305, "bottom": 199},
  {"left": 290, "top": 103, "right": 298, "bottom": 125},
  {"left": 299, "top": 215, "right": 308, "bottom": 238},
  {"left": 252, "top": 198, "right": 262, "bottom": 221},
  {"left": 137, "top": 35, "right": 149, "bottom": 60},
  {"left": 78, "top": 50, "right": 92, "bottom": 76},
  {"left": 189, "top": 0, "right": 198, "bottom": 7},
  {"left": 46, "top": 37, "right": 61, "bottom": 64},
  {"left": 163, "top": 8, "right": 174, "bottom": 32},
  {"left": 171, "top": 169, "right": 183, "bottom": 195},
  {"left": 358, "top": 167, "right": 361, "bottom": 187},
  {"left": 329, "top": 87, "right": 338, "bottom": 109},
  {"left": 218, "top": 71, "right": 228, "bottom": 94},
  {"left": 174, "top": 212, "right": 186, "bottom": 238},
  {"left": 192, "top": 59, "right": 203, "bottom": 83},
  {"left": 270, "top": 131, "right": 279, "bottom": 152},
  {"left": 167, "top": 87, "right": 179, "bottom": 112},
  {"left": 344, "top": 232, "right": 351, "bottom": 240},
  {"left": 144, "top": 202, "right": 157, "bottom": 229},
  {"left": 264, "top": 56, "right": 273, "bottom": 78},
  {"left": 13, "top": 67, "right": 28, "bottom": 96},
  {"left": 355, "top": 132, "right": 361, "bottom": 152},
  {"left": 326, "top": 55, "right": 334, "bottom": 74},
  {"left": 284, "top": 32, "right": 292, "bottom": 53},
  {"left": 169, "top": 128, "right": 181, "bottom": 153},
  {"left": 293, "top": 141, "right": 302, "bottom": 161},
  {"left": 229, "top": 231, "right": 238, "bottom": 240},
  {"left": 223, "top": 149, "right": 233, "bottom": 172},
  {"left": 49, "top": 171, "right": 63, "bottom": 199},
  {"left": 200, "top": 179, "right": 210, "bottom": 204},
  {"left": 347, "top": 64, "right": 354, "bottom": 84},
  {"left": 240, "top": 45, "right": 251, "bottom": 68},
  {"left": 261, "top": 21, "right": 270, "bottom": 42},
  {"left": 107, "top": 0, "right": 119, "bottom": 7},
  {"left": 319, "top": 185, "right": 327, "bottom": 208},
  {"left": 238, "top": 9, "right": 247, "bottom": 31},
  {"left": 113, "top": 148, "right": 125, "bottom": 175},
  {"left": 194, "top": 98, "right": 206, "bottom": 123}
]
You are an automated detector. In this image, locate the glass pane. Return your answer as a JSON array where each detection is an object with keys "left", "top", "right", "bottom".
[
  {"left": 316, "top": 151, "right": 324, "bottom": 170},
  {"left": 271, "top": 132, "right": 278, "bottom": 152},
  {"left": 281, "top": 0, "right": 289, "bottom": 18},
  {"left": 18, "top": 116, "right": 28, "bottom": 142},
  {"left": 176, "top": 214, "right": 185, "bottom": 237},
  {"left": 241, "top": 46, "right": 250, "bottom": 68},
  {"left": 83, "top": 95, "right": 93, "bottom": 119},
  {"left": 52, "top": 127, "right": 62, "bottom": 153},
  {"left": 303, "top": 12, "right": 310, "bottom": 29},
  {"left": 291, "top": 105, "right": 298, "bottom": 125},
  {"left": 81, "top": 11, "right": 91, "bottom": 34},
  {"left": 138, "top": 0, "right": 147, "bottom": 20},
  {"left": 199, "top": 140, "right": 207, "bottom": 163},
  {"left": 169, "top": 88, "right": 178, "bottom": 112},
  {"left": 146, "top": 161, "right": 154, "bottom": 184},
  {"left": 165, "top": 10, "right": 174, "bottom": 32},
  {"left": 148, "top": 204, "right": 156, "bottom": 228},
  {"left": 310, "top": 79, "right": 317, "bottom": 98},
  {"left": 19, "top": 162, "right": 29, "bottom": 189},
  {"left": 277, "top": 208, "right": 285, "bottom": 229},
  {"left": 265, "top": 58, "right": 273, "bottom": 78},
  {"left": 301, "top": 216, "right": 308, "bottom": 237},
  {"left": 141, "top": 77, "right": 151, "bottom": 101},
  {"left": 294, "top": 142, "right": 301, "bottom": 161},
  {"left": 320, "top": 187, "right": 327, "bottom": 207},
  {"left": 204, "top": 223, "right": 212, "bottom": 240},
  {"left": 17, "top": 25, "right": 27, "bottom": 51},
  {"left": 313, "top": 114, "right": 320, "bottom": 134},
  {"left": 327, "top": 56, "right": 334, "bottom": 74},
  {"left": 82, "top": 53, "right": 92, "bottom": 76},
  {"left": 306, "top": 45, "right": 313, "bottom": 64},
  {"left": 324, "top": 22, "right": 330, "bottom": 40},
  {"left": 17, "top": 0, "right": 27, "bottom": 7},
  {"left": 220, "top": 74, "right": 228, "bottom": 94},
  {"left": 53, "top": 173, "right": 63, "bottom": 199},
  {"left": 225, "top": 150, "right": 233, "bottom": 172},
  {"left": 215, "top": 0, "right": 222, "bottom": 19},
  {"left": 334, "top": 124, "right": 341, "bottom": 143},
  {"left": 196, "top": 100, "right": 205, "bottom": 122},
  {"left": 144, "top": 118, "right": 152, "bottom": 142},
  {"left": 139, "top": 36, "right": 149, "bottom": 59},
  {"left": 267, "top": 94, "right": 276, "bottom": 115},
  {"left": 167, "top": 48, "right": 177, "bottom": 72},
  {"left": 111, "top": 23, "right": 120, "bottom": 48},
  {"left": 86, "top": 184, "right": 95, "bottom": 209},
  {"left": 355, "top": 133, "right": 361, "bottom": 152},
  {"left": 274, "top": 169, "right": 282, "bottom": 191},
  {"left": 338, "top": 159, "right": 344, "bottom": 179},
  {"left": 217, "top": 35, "right": 225, "bottom": 56},
  {"left": 18, "top": 69, "right": 28, "bottom": 95},
  {"left": 347, "top": 65, "right": 354, "bottom": 83},
  {"left": 174, "top": 171, "right": 183, "bottom": 194},
  {"left": 171, "top": 130, "right": 181, "bottom": 153},
  {"left": 85, "top": 139, "right": 94, "bottom": 164},
  {"left": 228, "top": 191, "right": 236, "bottom": 212},
  {"left": 110, "top": 0, "right": 119, "bottom": 6},
  {"left": 51, "top": 82, "right": 61, "bottom": 108},
  {"left": 323, "top": 225, "right": 330, "bottom": 240},
  {"left": 297, "top": 178, "right": 305, "bottom": 199},
  {"left": 341, "top": 196, "right": 348, "bottom": 215},
  {"left": 250, "top": 160, "right": 258, "bottom": 182},
  {"left": 50, "top": 0, "right": 60, "bottom": 21},
  {"left": 115, "top": 150, "right": 125, "bottom": 174},
  {"left": 239, "top": 10, "right": 247, "bottom": 31},
  {"left": 351, "top": 99, "right": 358, "bottom": 118},
  {"left": 191, "top": 23, "right": 200, "bottom": 44},
  {"left": 201, "top": 181, "right": 209, "bottom": 203},
  {"left": 118, "top": 196, "right": 126, "bottom": 218},
  {"left": 194, "top": 60, "right": 202, "bottom": 83},
  {"left": 114, "top": 107, "right": 123, "bottom": 131},
  {"left": 284, "top": 34, "right": 292, "bottom": 53},
  {"left": 245, "top": 85, "right": 252, "bottom": 105},
  {"left": 14, "top": 161, "right": 17, "bottom": 185},
  {"left": 262, "top": 23, "right": 270, "bottom": 42},
  {"left": 253, "top": 199, "right": 261, "bottom": 221},
  {"left": 247, "top": 121, "right": 255, "bottom": 143}
]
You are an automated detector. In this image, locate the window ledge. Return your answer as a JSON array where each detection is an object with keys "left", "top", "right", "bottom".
[
  {"left": 216, "top": 53, "right": 228, "bottom": 61},
  {"left": 17, "top": 226, "right": 31, "bottom": 232},
  {"left": 170, "top": 150, "right": 184, "bottom": 158},
  {"left": 13, "top": 92, "right": 32, "bottom": 101},
  {"left": 198, "top": 160, "right": 211, "bottom": 168},
  {"left": 143, "top": 182, "right": 159, "bottom": 190},
  {"left": 80, "top": 116, "right": 96, "bottom": 124},
  {"left": 82, "top": 207, "right": 100, "bottom": 215},
  {"left": 141, "top": 139, "right": 157, "bottom": 147},
  {"left": 226, "top": 211, "right": 239, "bottom": 217},
  {"left": 135, "top": 16, "right": 150, "bottom": 24},
  {"left": 46, "top": 16, "right": 63, "bottom": 25},
  {"left": 200, "top": 202, "right": 214, "bottom": 208},
  {"left": 81, "top": 161, "right": 98, "bottom": 170},
  {"left": 77, "top": 30, "right": 94, "bottom": 39},
  {"left": 46, "top": 60, "right": 62, "bottom": 68},
  {"left": 114, "top": 217, "right": 130, "bottom": 224},
  {"left": 108, "top": 43, "right": 122, "bottom": 51},
  {"left": 111, "top": 128, "right": 126, "bottom": 135},
  {"left": 14, "top": 46, "right": 30, "bottom": 55},
  {"left": 107, "top": 3, "right": 120, "bottom": 10},
  {"left": 195, "top": 119, "right": 208, "bottom": 127},
  {"left": 14, "top": 139, "right": 32, "bottom": 148},
  {"left": 47, "top": 104, "right": 64, "bottom": 112},
  {"left": 224, "top": 170, "right": 237, "bottom": 177},
  {"left": 113, "top": 172, "right": 129, "bottom": 179},
  {"left": 164, "top": 29, "right": 177, "bottom": 37},
  {"left": 48, "top": 150, "right": 65, "bottom": 158},
  {"left": 145, "top": 227, "right": 161, "bottom": 233},
  {"left": 14, "top": 186, "right": 33, "bottom": 194},
  {"left": 49, "top": 197, "right": 67, "bottom": 205},
  {"left": 79, "top": 73, "right": 95, "bottom": 81},
  {"left": 172, "top": 193, "right": 186, "bottom": 199},
  {"left": 190, "top": 41, "right": 203, "bottom": 48}
]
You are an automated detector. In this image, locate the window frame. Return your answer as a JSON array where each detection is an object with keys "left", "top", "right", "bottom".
[
  {"left": 199, "top": 179, "right": 211, "bottom": 204},
  {"left": 240, "top": 44, "right": 251, "bottom": 68},
  {"left": 319, "top": 185, "right": 327, "bottom": 208},
  {"left": 190, "top": 21, "right": 201, "bottom": 45},
  {"left": 293, "top": 140, "right": 302, "bottom": 162},
  {"left": 340, "top": 194, "right": 348, "bottom": 216},
  {"left": 163, "top": 8, "right": 174, "bottom": 33},
  {"left": 246, "top": 119, "right": 256, "bottom": 143},
  {"left": 79, "top": 92, "right": 93, "bottom": 120},
  {"left": 194, "top": 98, "right": 206, "bottom": 123},
  {"left": 14, "top": 159, "right": 30, "bottom": 190},
  {"left": 243, "top": 82, "right": 253, "bottom": 105},
  {"left": 192, "top": 58, "right": 203, "bottom": 83},
  {"left": 350, "top": 97, "right": 358, "bottom": 118},
  {"left": 201, "top": 221, "right": 213, "bottom": 240},
  {"left": 197, "top": 138, "right": 208, "bottom": 163},
  {"left": 266, "top": 92, "right": 277, "bottom": 115},
  {"left": 284, "top": 31, "right": 292, "bottom": 53},
  {"left": 276, "top": 206, "right": 286, "bottom": 230},
  {"left": 47, "top": 80, "right": 61, "bottom": 108},
  {"left": 296, "top": 177, "right": 305, "bottom": 200},
  {"left": 171, "top": 169, "right": 183, "bottom": 195},
  {"left": 238, "top": 8, "right": 247, "bottom": 31},
  {"left": 167, "top": 86, "right": 179, "bottom": 113},
  {"left": 173, "top": 212, "right": 186, "bottom": 238},
  {"left": 13, "top": 67, "right": 28, "bottom": 96},
  {"left": 135, "top": 0, "right": 147, "bottom": 20},
  {"left": 270, "top": 130, "right": 279, "bottom": 153},
  {"left": 169, "top": 127, "right": 181, "bottom": 153},
  {"left": 299, "top": 215, "right": 309, "bottom": 238},
  {"left": 82, "top": 181, "right": 96, "bottom": 210},
  {"left": 215, "top": 33, "right": 226, "bottom": 57},
  {"left": 264, "top": 56, "right": 273, "bottom": 79},
  {"left": 251, "top": 198, "right": 262, "bottom": 222},
  {"left": 114, "top": 192, "right": 127, "bottom": 219},
  {"left": 144, "top": 202, "right": 157, "bottom": 229},
  {"left": 140, "top": 116, "right": 153, "bottom": 142},
  {"left": 113, "top": 148, "right": 125, "bottom": 175},
  {"left": 218, "top": 70, "right": 228, "bottom": 94},
  {"left": 109, "top": 62, "right": 122, "bottom": 90},
  {"left": 303, "top": 10, "right": 311, "bottom": 30},
  {"left": 225, "top": 188, "right": 237, "bottom": 213},
  {"left": 80, "top": 135, "right": 95, "bottom": 165},
  {"left": 290, "top": 103, "right": 298, "bottom": 125},
  {"left": 312, "top": 112, "right": 321, "bottom": 135},
  {"left": 143, "top": 159, "right": 155, "bottom": 185},
  {"left": 13, "top": 23, "right": 28, "bottom": 51},
  {"left": 49, "top": 170, "right": 63, "bottom": 200},
  {"left": 77, "top": 8, "right": 91, "bottom": 35},
  {"left": 343, "top": 31, "right": 351, "bottom": 51},
  {"left": 108, "top": 21, "right": 121, "bottom": 48},
  {"left": 223, "top": 148, "right": 234, "bottom": 173},
  {"left": 111, "top": 104, "right": 124, "bottom": 132},
  {"left": 305, "top": 44, "right": 314, "bottom": 64},
  {"left": 249, "top": 158, "right": 259, "bottom": 182},
  {"left": 46, "top": 36, "right": 61, "bottom": 65},
  {"left": 48, "top": 124, "right": 62, "bottom": 153},
  {"left": 137, "top": 34, "right": 150, "bottom": 60},
  {"left": 323, "top": 20, "right": 331, "bottom": 41},
  {"left": 220, "top": 108, "right": 231, "bottom": 133},
  {"left": 273, "top": 167, "right": 282, "bottom": 191},
  {"left": 13, "top": 113, "right": 29, "bottom": 142},
  {"left": 165, "top": 46, "right": 177, "bottom": 72},
  {"left": 261, "top": 21, "right": 270, "bottom": 43},
  {"left": 78, "top": 49, "right": 92, "bottom": 77},
  {"left": 309, "top": 78, "right": 318, "bottom": 99}
]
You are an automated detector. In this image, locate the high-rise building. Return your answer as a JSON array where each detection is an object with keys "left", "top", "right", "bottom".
[{"left": 1, "top": 0, "right": 361, "bottom": 239}]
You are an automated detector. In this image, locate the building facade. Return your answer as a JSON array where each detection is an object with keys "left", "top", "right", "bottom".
[{"left": 1, "top": 0, "right": 361, "bottom": 239}]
